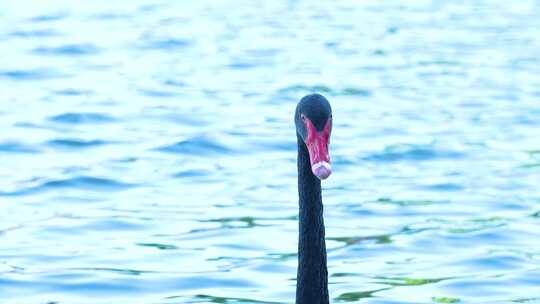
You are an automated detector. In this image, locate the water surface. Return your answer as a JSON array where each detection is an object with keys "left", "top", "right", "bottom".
[{"left": 1, "top": 1, "right": 540, "bottom": 303}]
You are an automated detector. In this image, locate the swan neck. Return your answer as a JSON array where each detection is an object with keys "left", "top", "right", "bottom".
[{"left": 296, "top": 135, "right": 329, "bottom": 304}]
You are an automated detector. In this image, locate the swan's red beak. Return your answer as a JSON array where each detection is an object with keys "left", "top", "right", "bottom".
[{"left": 304, "top": 117, "right": 332, "bottom": 180}]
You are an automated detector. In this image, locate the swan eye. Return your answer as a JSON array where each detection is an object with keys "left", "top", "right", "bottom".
[{"left": 301, "top": 114, "right": 306, "bottom": 121}]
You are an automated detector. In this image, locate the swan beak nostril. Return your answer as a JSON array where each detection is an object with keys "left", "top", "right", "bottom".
[{"left": 312, "top": 161, "right": 332, "bottom": 180}]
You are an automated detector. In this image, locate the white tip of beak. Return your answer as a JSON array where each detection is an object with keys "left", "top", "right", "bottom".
[{"left": 312, "top": 161, "right": 332, "bottom": 180}]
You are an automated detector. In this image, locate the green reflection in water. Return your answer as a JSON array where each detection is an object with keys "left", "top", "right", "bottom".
[
  {"left": 331, "top": 272, "right": 362, "bottom": 278},
  {"left": 201, "top": 215, "right": 295, "bottom": 229},
  {"left": 448, "top": 216, "right": 507, "bottom": 233},
  {"left": 521, "top": 150, "right": 540, "bottom": 168},
  {"left": 335, "top": 288, "right": 389, "bottom": 302},
  {"left": 203, "top": 216, "right": 258, "bottom": 228},
  {"left": 192, "top": 294, "right": 285, "bottom": 304},
  {"left": 328, "top": 234, "right": 392, "bottom": 246},
  {"left": 374, "top": 197, "right": 446, "bottom": 206},
  {"left": 511, "top": 297, "right": 540, "bottom": 303},
  {"left": 432, "top": 297, "right": 461, "bottom": 303},
  {"left": 375, "top": 276, "right": 452, "bottom": 286},
  {"left": 136, "top": 242, "right": 178, "bottom": 250}
]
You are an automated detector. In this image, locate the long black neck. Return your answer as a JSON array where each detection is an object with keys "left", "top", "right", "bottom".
[{"left": 296, "top": 135, "right": 329, "bottom": 304}]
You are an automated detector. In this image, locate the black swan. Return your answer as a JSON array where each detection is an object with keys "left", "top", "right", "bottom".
[{"left": 294, "top": 94, "right": 332, "bottom": 304}]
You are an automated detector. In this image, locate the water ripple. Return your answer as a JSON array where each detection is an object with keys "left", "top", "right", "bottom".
[
  {"left": 46, "top": 139, "right": 108, "bottom": 149},
  {"left": 0, "top": 69, "right": 64, "bottom": 81},
  {"left": 32, "top": 44, "right": 100, "bottom": 56},
  {"left": 278, "top": 84, "right": 372, "bottom": 97},
  {"left": 0, "top": 142, "right": 39, "bottom": 154},
  {"left": 52, "top": 89, "right": 93, "bottom": 96},
  {"left": 1, "top": 1, "right": 539, "bottom": 303},
  {"left": 0, "top": 176, "right": 135, "bottom": 196},
  {"left": 365, "top": 144, "right": 464, "bottom": 162},
  {"left": 141, "top": 38, "right": 191, "bottom": 50},
  {"left": 48, "top": 112, "right": 115, "bottom": 124},
  {"left": 157, "top": 137, "right": 232, "bottom": 155},
  {"left": 28, "top": 12, "right": 68, "bottom": 23},
  {"left": 173, "top": 169, "right": 211, "bottom": 179},
  {"left": 10, "top": 29, "right": 59, "bottom": 38}
]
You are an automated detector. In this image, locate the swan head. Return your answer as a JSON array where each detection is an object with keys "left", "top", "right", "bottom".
[{"left": 295, "top": 94, "right": 332, "bottom": 180}]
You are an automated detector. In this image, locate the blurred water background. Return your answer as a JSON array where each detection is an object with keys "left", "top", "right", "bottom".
[{"left": 1, "top": 1, "right": 540, "bottom": 303}]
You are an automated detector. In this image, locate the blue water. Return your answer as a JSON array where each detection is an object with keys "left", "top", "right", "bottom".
[{"left": 1, "top": 1, "right": 540, "bottom": 303}]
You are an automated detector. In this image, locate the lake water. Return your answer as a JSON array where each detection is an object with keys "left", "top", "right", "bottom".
[{"left": 1, "top": 1, "right": 539, "bottom": 303}]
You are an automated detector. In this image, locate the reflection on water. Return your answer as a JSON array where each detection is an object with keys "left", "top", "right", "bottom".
[{"left": 1, "top": 0, "right": 540, "bottom": 303}]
